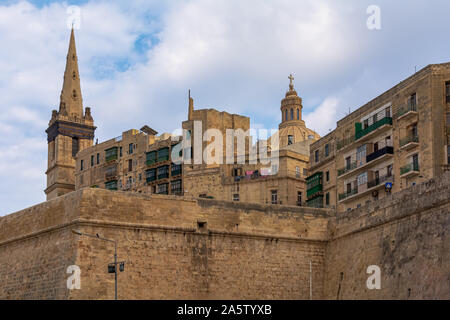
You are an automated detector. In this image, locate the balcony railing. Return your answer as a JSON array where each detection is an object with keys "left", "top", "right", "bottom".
[
  {"left": 366, "top": 146, "right": 394, "bottom": 163},
  {"left": 400, "top": 162, "right": 419, "bottom": 175},
  {"left": 338, "top": 188, "right": 358, "bottom": 201},
  {"left": 337, "top": 161, "right": 358, "bottom": 176},
  {"left": 399, "top": 135, "right": 419, "bottom": 148},
  {"left": 355, "top": 116, "right": 393, "bottom": 140},
  {"left": 336, "top": 136, "right": 355, "bottom": 150},
  {"left": 367, "top": 174, "right": 394, "bottom": 189},
  {"left": 396, "top": 104, "right": 418, "bottom": 118}
]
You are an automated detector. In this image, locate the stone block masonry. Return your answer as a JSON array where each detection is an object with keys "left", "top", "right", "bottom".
[{"left": 0, "top": 172, "right": 448, "bottom": 299}]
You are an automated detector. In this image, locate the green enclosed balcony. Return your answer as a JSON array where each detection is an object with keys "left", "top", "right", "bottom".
[
  {"left": 306, "top": 195, "right": 324, "bottom": 208},
  {"left": 157, "top": 147, "right": 170, "bottom": 162},
  {"left": 105, "top": 180, "right": 118, "bottom": 191},
  {"left": 146, "top": 151, "right": 156, "bottom": 166},
  {"left": 306, "top": 172, "right": 323, "bottom": 199},
  {"left": 355, "top": 116, "right": 393, "bottom": 140},
  {"left": 157, "top": 165, "right": 169, "bottom": 180},
  {"left": 105, "top": 147, "right": 118, "bottom": 162},
  {"left": 171, "top": 164, "right": 182, "bottom": 177},
  {"left": 146, "top": 169, "right": 156, "bottom": 183}
]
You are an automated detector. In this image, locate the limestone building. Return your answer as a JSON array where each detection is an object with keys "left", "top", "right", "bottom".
[
  {"left": 59, "top": 30, "right": 319, "bottom": 205},
  {"left": 306, "top": 63, "right": 450, "bottom": 212}
]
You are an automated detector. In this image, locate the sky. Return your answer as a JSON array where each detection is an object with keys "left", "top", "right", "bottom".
[{"left": 0, "top": 0, "right": 449, "bottom": 215}]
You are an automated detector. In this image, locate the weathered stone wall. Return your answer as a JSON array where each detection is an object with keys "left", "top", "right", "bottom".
[
  {"left": 0, "top": 188, "right": 330, "bottom": 300},
  {"left": 0, "top": 192, "right": 80, "bottom": 299},
  {"left": 1, "top": 172, "right": 448, "bottom": 300},
  {"left": 323, "top": 172, "right": 450, "bottom": 299}
]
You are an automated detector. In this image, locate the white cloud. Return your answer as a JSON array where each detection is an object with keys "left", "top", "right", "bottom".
[
  {"left": 303, "top": 97, "right": 339, "bottom": 136},
  {"left": 0, "top": 0, "right": 449, "bottom": 214}
]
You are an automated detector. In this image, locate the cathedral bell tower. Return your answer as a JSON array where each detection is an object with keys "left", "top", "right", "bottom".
[{"left": 44, "top": 28, "right": 96, "bottom": 200}]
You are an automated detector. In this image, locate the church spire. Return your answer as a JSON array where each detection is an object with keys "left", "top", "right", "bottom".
[{"left": 60, "top": 27, "right": 83, "bottom": 118}]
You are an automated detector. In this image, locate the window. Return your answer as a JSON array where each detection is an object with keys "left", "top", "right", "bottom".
[
  {"left": 315, "top": 150, "right": 319, "bottom": 163},
  {"left": 387, "top": 164, "right": 393, "bottom": 177},
  {"left": 297, "top": 191, "right": 302, "bottom": 206},
  {"left": 171, "top": 180, "right": 182, "bottom": 195},
  {"left": 285, "top": 110, "right": 288, "bottom": 121},
  {"left": 372, "top": 113, "right": 378, "bottom": 124},
  {"left": 326, "top": 171, "right": 330, "bottom": 182},
  {"left": 357, "top": 172, "right": 367, "bottom": 186},
  {"left": 91, "top": 155, "right": 94, "bottom": 167},
  {"left": 96, "top": 153, "right": 100, "bottom": 164},
  {"left": 119, "top": 147, "right": 123, "bottom": 157},
  {"left": 295, "top": 166, "right": 300, "bottom": 178},
  {"left": 385, "top": 106, "right": 391, "bottom": 118},
  {"left": 412, "top": 154, "right": 419, "bottom": 170},
  {"left": 290, "top": 109, "right": 294, "bottom": 120},
  {"left": 139, "top": 173, "right": 142, "bottom": 181},
  {"left": 128, "top": 159, "right": 132, "bottom": 172},
  {"left": 325, "top": 144, "right": 329, "bottom": 157},
  {"left": 345, "top": 156, "right": 351, "bottom": 169},
  {"left": 129, "top": 143, "right": 133, "bottom": 155},
  {"left": 157, "top": 183, "right": 168, "bottom": 194},
  {"left": 303, "top": 168, "right": 308, "bottom": 176},
  {"left": 297, "top": 109, "right": 300, "bottom": 120},
  {"left": 233, "top": 194, "right": 240, "bottom": 201},
  {"left": 363, "top": 119, "right": 369, "bottom": 129},
  {"left": 271, "top": 190, "right": 278, "bottom": 204},
  {"left": 80, "top": 159, "right": 84, "bottom": 171},
  {"left": 288, "top": 135, "right": 294, "bottom": 145},
  {"left": 374, "top": 142, "right": 379, "bottom": 153},
  {"left": 325, "top": 192, "right": 330, "bottom": 206},
  {"left": 411, "top": 123, "right": 418, "bottom": 137},
  {"left": 171, "top": 163, "right": 182, "bottom": 176},
  {"left": 72, "top": 137, "right": 79, "bottom": 157},
  {"left": 447, "top": 145, "right": 450, "bottom": 164},
  {"left": 346, "top": 183, "right": 351, "bottom": 194},
  {"left": 446, "top": 82, "right": 450, "bottom": 103},
  {"left": 408, "top": 93, "right": 417, "bottom": 107}
]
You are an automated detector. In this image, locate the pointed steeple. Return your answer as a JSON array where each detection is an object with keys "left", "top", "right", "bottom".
[{"left": 60, "top": 27, "right": 83, "bottom": 118}]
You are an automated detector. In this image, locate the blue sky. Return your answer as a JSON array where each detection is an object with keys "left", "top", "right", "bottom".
[{"left": 0, "top": 0, "right": 449, "bottom": 215}]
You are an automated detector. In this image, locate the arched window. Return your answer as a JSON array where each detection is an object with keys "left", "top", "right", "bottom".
[
  {"left": 290, "top": 109, "right": 293, "bottom": 120},
  {"left": 285, "top": 110, "right": 288, "bottom": 121},
  {"left": 297, "top": 109, "right": 299, "bottom": 120}
]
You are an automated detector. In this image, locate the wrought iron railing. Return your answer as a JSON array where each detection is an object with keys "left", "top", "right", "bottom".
[
  {"left": 355, "top": 116, "right": 393, "bottom": 140},
  {"left": 400, "top": 162, "right": 419, "bottom": 175},
  {"left": 399, "top": 135, "right": 419, "bottom": 148},
  {"left": 366, "top": 146, "right": 394, "bottom": 163}
]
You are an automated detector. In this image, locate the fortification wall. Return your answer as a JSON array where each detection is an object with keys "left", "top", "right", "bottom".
[
  {"left": 324, "top": 172, "right": 450, "bottom": 299},
  {"left": 0, "top": 189, "right": 330, "bottom": 299},
  {"left": 0, "top": 192, "right": 80, "bottom": 299}
]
